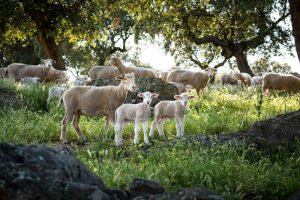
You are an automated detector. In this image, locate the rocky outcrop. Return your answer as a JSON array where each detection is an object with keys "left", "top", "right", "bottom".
[
  {"left": 0, "top": 142, "right": 224, "bottom": 200},
  {"left": 90, "top": 77, "right": 178, "bottom": 106}
]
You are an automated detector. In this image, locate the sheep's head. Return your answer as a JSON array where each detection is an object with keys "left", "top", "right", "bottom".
[
  {"left": 42, "top": 59, "right": 55, "bottom": 68},
  {"left": 204, "top": 67, "right": 217, "bottom": 79},
  {"left": 115, "top": 73, "right": 137, "bottom": 92},
  {"left": 174, "top": 93, "right": 196, "bottom": 107},
  {"left": 184, "top": 85, "right": 192, "bottom": 93},
  {"left": 110, "top": 54, "right": 121, "bottom": 67},
  {"left": 138, "top": 91, "right": 159, "bottom": 106}
]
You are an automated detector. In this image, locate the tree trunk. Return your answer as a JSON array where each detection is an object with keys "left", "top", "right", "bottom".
[
  {"left": 37, "top": 32, "right": 65, "bottom": 70},
  {"left": 289, "top": 0, "right": 300, "bottom": 64},
  {"left": 234, "top": 52, "right": 255, "bottom": 76}
]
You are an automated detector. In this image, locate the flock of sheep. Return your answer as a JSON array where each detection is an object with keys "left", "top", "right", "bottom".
[{"left": 1, "top": 51, "right": 300, "bottom": 146}]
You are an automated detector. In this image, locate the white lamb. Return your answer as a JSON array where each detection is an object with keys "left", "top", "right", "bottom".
[
  {"left": 149, "top": 93, "right": 195, "bottom": 138},
  {"left": 47, "top": 84, "right": 69, "bottom": 109},
  {"left": 114, "top": 91, "right": 159, "bottom": 146},
  {"left": 20, "top": 77, "right": 40, "bottom": 85}
]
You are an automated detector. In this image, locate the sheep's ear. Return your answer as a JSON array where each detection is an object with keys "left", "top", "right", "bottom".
[
  {"left": 115, "top": 74, "right": 125, "bottom": 80},
  {"left": 174, "top": 95, "right": 181, "bottom": 100},
  {"left": 188, "top": 95, "right": 196, "bottom": 100},
  {"left": 151, "top": 93, "right": 159, "bottom": 98},
  {"left": 138, "top": 93, "right": 144, "bottom": 97}
]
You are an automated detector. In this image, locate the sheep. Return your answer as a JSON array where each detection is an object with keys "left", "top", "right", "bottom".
[
  {"left": 262, "top": 72, "right": 300, "bottom": 95},
  {"left": 0, "top": 68, "right": 6, "bottom": 79},
  {"left": 47, "top": 84, "right": 69, "bottom": 109},
  {"left": 168, "top": 82, "right": 192, "bottom": 94},
  {"left": 88, "top": 65, "right": 121, "bottom": 80},
  {"left": 232, "top": 72, "right": 252, "bottom": 87},
  {"left": 251, "top": 75, "right": 263, "bottom": 86},
  {"left": 166, "top": 67, "right": 216, "bottom": 95},
  {"left": 73, "top": 75, "right": 92, "bottom": 86},
  {"left": 114, "top": 91, "right": 159, "bottom": 146},
  {"left": 110, "top": 52, "right": 158, "bottom": 78},
  {"left": 159, "top": 71, "right": 169, "bottom": 82},
  {"left": 6, "top": 59, "right": 66, "bottom": 82},
  {"left": 20, "top": 77, "right": 40, "bottom": 85},
  {"left": 60, "top": 73, "right": 137, "bottom": 143},
  {"left": 220, "top": 74, "right": 239, "bottom": 85},
  {"left": 149, "top": 93, "right": 195, "bottom": 138}
]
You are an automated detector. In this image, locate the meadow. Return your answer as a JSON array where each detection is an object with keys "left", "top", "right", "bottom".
[{"left": 0, "top": 78, "right": 299, "bottom": 200}]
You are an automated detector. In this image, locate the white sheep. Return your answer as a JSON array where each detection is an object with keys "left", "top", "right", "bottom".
[
  {"left": 166, "top": 67, "right": 216, "bottom": 95},
  {"left": 20, "top": 77, "right": 40, "bottom": 85},
  {"left": 149, "top": 93, "right": 195, "bottom": 138},
  {"left": 251, "top": 75, "right": 263, "bottom": 86},
  {"left": 262, "top": 72, "right": 300, "bottom": 95},
  {"left": 232, "top": 72, "right": 252, "bottom": 87},
  {"left": 220, "top": 73, "right": 239, "bottom": 85},
  {"left": 47, "top": 84, "right": 69, "bottom": 109},
  {"left": 73, "top": 75, "right": 92, "bottom": 86},
  {"left": 110, "top": 52, "right": 158, "bottom": 78},
  {"left": 159, "top": 71, "right": 169, "bottom": 82},
  {"left": 88, "top": 65, "right": 121, "bottom": 80},
  {"left": 0, "top": 68, "right": 6, "bottom": 79},
  {"left": 168, "top": 82, "right": 192, "bottom": 94},
  {"left": 60, "top": 73, "right": 137, "bottom": 143},
  {"left": 114, "top": 91, "right": 159, "bottom": 146}
]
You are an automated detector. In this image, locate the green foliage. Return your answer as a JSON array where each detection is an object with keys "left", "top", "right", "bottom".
[
  {"left": 253, "top": 56, "right": 291, "bottom": 75},
  {"left": 0, "top": 79, "right": 299, "bottom": 199}
]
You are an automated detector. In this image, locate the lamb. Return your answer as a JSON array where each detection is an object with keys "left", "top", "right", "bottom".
[
  {"left": 262, "top": 72, "right": 300, "bottom": 94},
  {"left": 166, "top": 67, "right": 216, "bottom": 95},
  {"left": 110, "top": 52, "right": 158, "bottom": 78},
  {"left": 73, "top": 75, "right": 92, "bottom": 86},
  {"left": 168, "top": 82, "right": 192, "bottom": 94},
  {"left": 159, "top": 71, "right": 169, "bottom": 82},
  {"left": 0, "top": 68, "right": 6, "bottom": 79},
  {"left": 149, "top": 93, "right": 195, "bottom": 138},
  {"left": 251, "top": 75, "right": 263, "bottom": 86},
  {"left": 220, "top": 74, "right": 239, "bottom": 85},
  {"left": 47, "top": 84, "right": 69, "bottom": 109},
  {"left": 232, "top": 72, "right": 252, "bottom": 87},
  {"left": 114, "top": 91, "right": 159, "bottom": 146},
  {"left": 6, "top": 59, "right": 66, "bottom": 82},
  {"left": 20, "top": 77, "right": 40, "bottom": 85},
  {"left": 60, "top": 73, "right": 137, "bottom": 143}
]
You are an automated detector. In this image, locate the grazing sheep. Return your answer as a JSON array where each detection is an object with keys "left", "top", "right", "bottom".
[
  {"left": 220, "top": 74, "right": 239, "bottom": 85},
  {"left": 6, "top": 59, "right": 66, "bottom": 82},
  {"left": 166, "top": 67, "right": 216, "bottom": 95},
  {"left": 149, "top": 93, "right": 195, "bottom": 138},
  {"left": 110, "top": 52, "right": 158, "bottom": 78},
  {"left": 73, "top": 75, "right": 92, "bottom": 86},
  {"left": 232, "top": 72, "right": 252, "bottom": 87},
  {"left": 88, "top": 65, "right": 121, "bottom": 80},
  {"left": 20, "top": 77, "right": 40, "bottom": 85},
  {"left": 114, "top": 91, "right": 159, "bottom": 146},
  {"left": 262, "top": 72, "right": 300, "bottom": 95},
  {"left": 251, "top": 75, "right": 263, "bottom": 86},
  {"left": 159, "top": 71, "right": 169, "bottom": 82},
  {"left": 60, "top": 73, "right": 137, "bottom": 143},
  {"left": 169, "top": 82, "right": 192, "bottom": 94},
  {"left": 47, "top": 84, "right": 69, "bottom": 109},
  {"left": 0, "top": 68, "right": 6, "bottom": 79}
]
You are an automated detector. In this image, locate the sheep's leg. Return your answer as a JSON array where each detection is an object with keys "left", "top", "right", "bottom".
[
  {"left": 142, "top": 120, "right": 150, "bottom": 145},
  {"left": 114, "top": 121, "right": 125, "bottom": 146},
  {"left": 46, "top": 96, "right": 51, "bottom": 109},
  {"left": 73, "top": 113, "right": 86, "bottom": 143},
  {"left": 134, "top": 119, "right": 140, "bottom": 145},
  {"left": 180, "top": 117, "right": 185, "bottom": 137},
  {"left": 157, "top": 118, "right": 167, "bottom": 138},
  {"left": 196, "top": 89, "right": 200, "bottom": 96},
  {"left": 149, "top": 121, "right": 157, "bottom": 138},
  {"left": 60, "top": 113, "right": 73, "bottom": 143}
]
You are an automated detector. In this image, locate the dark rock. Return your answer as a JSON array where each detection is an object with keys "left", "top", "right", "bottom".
[
  {"left": 90, "top": 77, "right": 178, "bottom": 106},
  {"left": 0, "top": 87, "right": 26, "bottom": 109},
  {"left": 0, "top": 142, "right": 224, "bottom": 200},
  {"left": 286, "top": 190, "right": 300, "bottom": 200}
]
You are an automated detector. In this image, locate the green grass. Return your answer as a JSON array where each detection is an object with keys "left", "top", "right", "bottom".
[{"left": 0, "top": 79, "right": 300, "bottom": 200}]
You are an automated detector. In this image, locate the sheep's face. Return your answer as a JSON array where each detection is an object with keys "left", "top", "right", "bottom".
[
  {"left": 184, "top": 85, "right": 192, "bottom": 93},
  {"left": 33, "top": 77, "right": 40, "bottom": 83},
  {"left": 116, "top": 73, "right": 137, "bottom": 92},
  {"left": 43, "top": 59, "right": 54, "bottom": 68},
  {"left": 138, "top": 91, "right": 159, "bottom": 106},
  {"left": 205, "top": 67, "right": 216, "bottom": 79},
  {"left": 174, "top": 93, "right": 196, "bottom": 107}
]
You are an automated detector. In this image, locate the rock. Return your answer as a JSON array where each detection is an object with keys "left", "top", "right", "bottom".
[
  {"left": 0, "top": 87, "right": 26, "bottom": 109},
  {"left": 286, "top": 190, "right": 300, "bottom": 200},
  {"left": 90, "top": 77, "right": 178, "bottom": 106},
  {"left": 0, "top": 142, "right": 224, "bottom": 200}
]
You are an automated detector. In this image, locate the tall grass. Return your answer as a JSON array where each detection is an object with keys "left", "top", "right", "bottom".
[{"left": 0, "top": 79, "right": 299, "bottom": 199}]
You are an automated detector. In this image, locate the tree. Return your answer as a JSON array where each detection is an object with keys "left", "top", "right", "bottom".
[
  {"left": 289, "top": 0, "right": 300, "bottom": 64},
  {"left": 253, "top": 57, "right": 291, "bottom": 75},
  {"left": 125, "top": 0, "right": 292, "bottom": 76}
]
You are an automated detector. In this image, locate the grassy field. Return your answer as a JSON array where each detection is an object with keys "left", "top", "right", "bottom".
[{"left": 0, "top": 79, "right": 300, "bottom": 199}]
